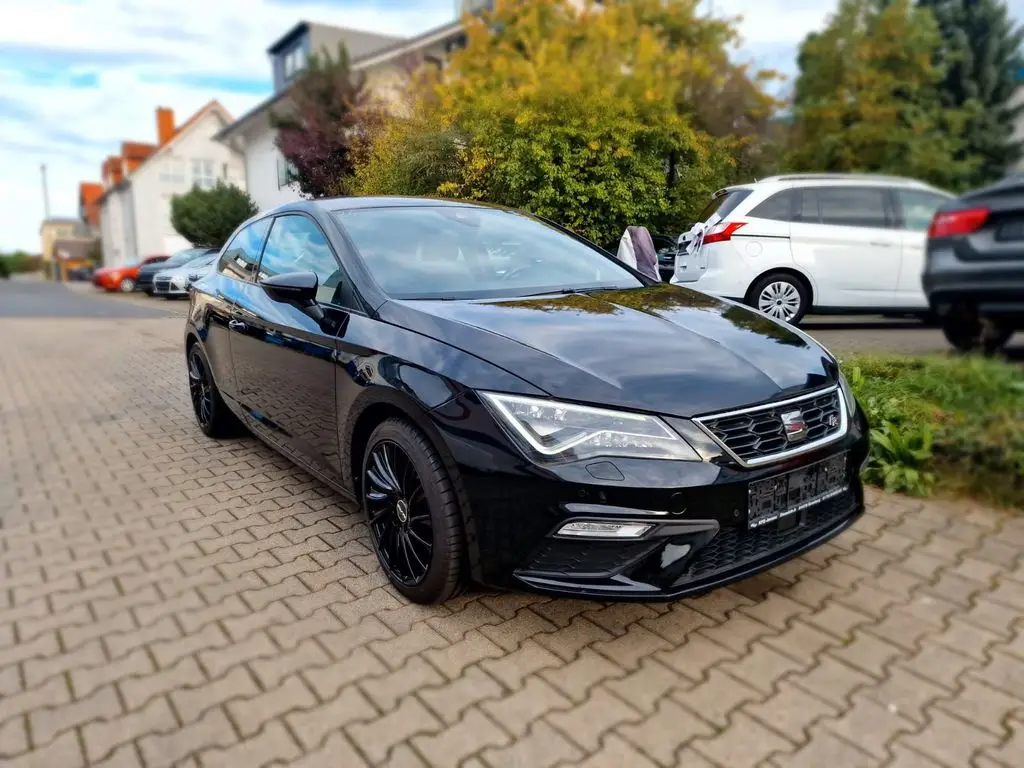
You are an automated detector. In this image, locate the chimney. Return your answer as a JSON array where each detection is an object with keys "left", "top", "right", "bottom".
[{"left": 156, "top": 107, "right": 175, "bottom": 146}]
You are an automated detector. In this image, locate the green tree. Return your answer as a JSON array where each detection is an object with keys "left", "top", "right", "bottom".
[
  {"left": 354, "top": 0, "right": 777, "bottom": 243},
  {"left": 272, "top": 44, "right": 379, "bottom": 198},
  {"left": 789, "top": 0, "right": 975, "bottom": 190},
  {"left": 170, "top": 182, "right": 258, "bottom": 248},
  {"left": 920, "top": 0, "right": 1024, "bottom": 186}
]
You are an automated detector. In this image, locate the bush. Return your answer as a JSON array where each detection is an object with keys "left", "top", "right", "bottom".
[
  {"left": 0, "top": 250, "right": 42, "bottom": 276},
  {"left": 170, "top": 183, "right": 258, "bottom": 248},
  {"left": 842, "top": 354, "right": 1024, "bottom": 507}
]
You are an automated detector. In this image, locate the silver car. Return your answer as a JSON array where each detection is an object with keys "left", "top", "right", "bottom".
[{"left": 152, "top": 254, "right": 219, "bottom": 298}]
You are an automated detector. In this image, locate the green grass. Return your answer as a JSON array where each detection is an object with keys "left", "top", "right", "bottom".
[{"left": 841, "top": 354, "right": 1024, "bottom": 509}]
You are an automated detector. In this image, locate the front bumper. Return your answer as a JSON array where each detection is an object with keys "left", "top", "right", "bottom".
[
  {"left": 152, "top": 278, "right": 189, "bottom": 297},
  {"left": 431, "top": 393, "right": 870, "bottom": 600}
]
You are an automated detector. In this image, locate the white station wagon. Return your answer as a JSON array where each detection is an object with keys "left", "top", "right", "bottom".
[{"left": 671, "top": 174, "right": 952, "bottom": 324}]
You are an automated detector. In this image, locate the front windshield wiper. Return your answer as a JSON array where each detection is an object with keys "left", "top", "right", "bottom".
[{"left": 519, "top": 286, "right": 626, "bottom": 297}]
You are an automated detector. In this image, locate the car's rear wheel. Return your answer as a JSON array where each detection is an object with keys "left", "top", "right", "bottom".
[
  {"left": 941, "top": 313, "right": 1014, "bottom": 354},
  {"left": 748, "top": 273, "right": 809, "bottom": 325},
  {"left": 187, "top": 344, "right": 239, "bottom": 437},
  {"left": 119, "top": 277, "right": 135, "bottom": 292},
  {"left": 362, "top": 418, "right": 465, "bottom": 604}
]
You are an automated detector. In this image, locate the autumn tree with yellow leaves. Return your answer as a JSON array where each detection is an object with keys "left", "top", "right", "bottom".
[{"left": 353, "top": 0, "right": 779, "bottom": 245}]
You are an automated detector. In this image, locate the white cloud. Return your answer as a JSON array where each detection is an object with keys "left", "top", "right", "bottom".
[{"left": 0, "top": 0, "right": 452, "bottom": 252}]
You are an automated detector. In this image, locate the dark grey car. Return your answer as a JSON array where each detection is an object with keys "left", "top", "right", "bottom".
[{"left": 924, "top": 177, "right": 1024, "bottom": 353}]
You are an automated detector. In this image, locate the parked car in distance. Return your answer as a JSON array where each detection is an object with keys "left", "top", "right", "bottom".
[
  {"left": 92, "top": 254, "right": 168, "bottom": 292},
  {"left": 672, "top": 174, "right": 952, "bottom": 324},
  {"left": 924, "top": 176, "right": 1024, "bottom": 353},
  {"left": 653, "top": 233, "right": 679, "bottom": 282},
  {"left": 153, "top": 253, "right": 220, "bottom": 298},
  {"left": 137, "top": 247, "right": 216, "bottom": 295},
  {"left": 186, "top": 197, "right": 868, "bottom": 605}
]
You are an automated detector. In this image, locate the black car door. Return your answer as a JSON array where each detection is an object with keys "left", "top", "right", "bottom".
[
  {"left": 204, "top": 219, "right": 270, "bottom": 400},
  {"left": 229, "top": 213, "right": 351, "bottom": 480}
]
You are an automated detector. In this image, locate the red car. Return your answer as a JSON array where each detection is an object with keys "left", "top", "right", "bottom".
[{"left": 92, "top": 255, "right": 168, "bottom": 293}]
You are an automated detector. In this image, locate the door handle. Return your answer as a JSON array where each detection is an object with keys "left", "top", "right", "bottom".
[
  {"left": 228, "top": 319, "right": 247, "bottom": 332},
  {"left": 870, "top": 241, "right": 897, "bottom": 247}
]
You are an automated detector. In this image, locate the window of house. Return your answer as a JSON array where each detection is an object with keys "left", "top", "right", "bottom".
[
  {"left": 258, "top": 215, "right": 344, "bottom": 305},
  {"left": 283, "top": 45, "right": 307, "bottom": 81},
  {"left": 191, "top": 159, "right": 216, "bottom": 189},
  {"left": 276, "top": 155, "right": 298, "bottom": 189},
  {"left": 160, "top": 158, "right": 185, "bottom": 184},
  {"left": 218, "top": 219, "right": 270, "bottom": 280}
]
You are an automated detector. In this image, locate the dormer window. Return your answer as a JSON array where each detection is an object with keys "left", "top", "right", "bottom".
[{"left": 283, "top": 46, "right": 307, "bottom": 82}]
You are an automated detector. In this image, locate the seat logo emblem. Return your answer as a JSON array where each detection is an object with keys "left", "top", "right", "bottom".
[{"left": 781, "top": 410, "right": 808, "bottom": 443}]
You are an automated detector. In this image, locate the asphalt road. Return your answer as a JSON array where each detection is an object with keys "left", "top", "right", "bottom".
[
  {"left": 3, "top": 277, "right": 1021, "bottom": 357},
  {"left": 0, "top": 278, "right": 173, "bottom": 318}
]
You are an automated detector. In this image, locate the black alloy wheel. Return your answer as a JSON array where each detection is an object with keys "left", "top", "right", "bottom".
[
  {"left": 362, "top": 419, "right": 465, "bottom": 604},
  {"left": 187, "top": 344, "right": 239, "bottom": 437}
]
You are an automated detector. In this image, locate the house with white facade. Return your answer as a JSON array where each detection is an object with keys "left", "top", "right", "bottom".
[
  {"left": 214, "top": 20, "right": 468, "bottom": 211},
  {"left": 97, "top": 102, "right": 246, "bottom": 267}
]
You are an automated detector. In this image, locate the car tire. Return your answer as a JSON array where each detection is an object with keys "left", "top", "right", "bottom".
[
  {"left": 747, "top": 273, "right": 809, "bottom": 325},
  {"left": 119, "top": 277, "right": 135, "bottom": 292},
  {"left": 942, "top": 315, "right": 1014, "bottom": 355},
  {"left": 361, "top": 418, "right": 466, "bottom": 605},
  {"left": 187, "top": 344, "right": 241, "bottom": 438}
]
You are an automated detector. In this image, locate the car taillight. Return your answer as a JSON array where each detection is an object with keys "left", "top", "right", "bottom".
[
  {"left": 702, "top": 221, "right": 746, "bottom": 245},
  {"left": 928, "top": 207, "right": 989, "bottom": 238}
]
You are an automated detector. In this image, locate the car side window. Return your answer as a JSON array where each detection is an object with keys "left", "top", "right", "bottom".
[
  {"left": 218, "top": 219, "right": 270, "bottom": 280},
  {"left": 813, "top": 186, "right": 889, "bottom": 229},
  {"left": 896, "top": 189, "right": 947, "bottom": 232},
  {"left": 258, "top": 215, "right": 347, "bottom": 306},
  {"left": 748, "top": 190, "right": 797, "bottom": 221}
]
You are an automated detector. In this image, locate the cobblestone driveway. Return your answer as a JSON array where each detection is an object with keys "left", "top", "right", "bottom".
[{"left": 2, "top": 299, "right": 1023, "bottom": 767}]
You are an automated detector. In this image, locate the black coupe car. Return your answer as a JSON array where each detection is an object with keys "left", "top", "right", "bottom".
[{"left": 185, "top": 197, "right": 869, "bottom": 604}]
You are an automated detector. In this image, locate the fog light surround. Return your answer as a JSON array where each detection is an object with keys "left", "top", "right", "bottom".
[{"left": 556, "top": 520, "right": 653, "bottom": 539}]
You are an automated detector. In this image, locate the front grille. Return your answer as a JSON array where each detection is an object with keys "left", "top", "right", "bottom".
[
  {"left": 686, "top": 491, "right": 855, "bottom": 582},
  {"left": 519, "top": 539, "right": 657, "bottom": 579},
  {"left": 154, "top": 277, "right": 172, "bottom": 293},
  {"left": 697, "top": 388, "right": 843, "bottom": 463}
]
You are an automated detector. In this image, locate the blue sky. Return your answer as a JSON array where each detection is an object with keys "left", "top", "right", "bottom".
[{"left": 1, "top": 0, "right": 1019, "bottom": 252}]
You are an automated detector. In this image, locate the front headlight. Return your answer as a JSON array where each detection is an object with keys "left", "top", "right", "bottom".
[
  {"left": 479, "top": 392, "right": 702, "bottom": 464},
  {"left": 838, "top": 371, "right": 857, "bottom": 416}
]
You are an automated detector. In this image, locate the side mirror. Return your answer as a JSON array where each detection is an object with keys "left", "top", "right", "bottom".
[{"left": 261, "top": 271, "right": 319, "bottom": 306}]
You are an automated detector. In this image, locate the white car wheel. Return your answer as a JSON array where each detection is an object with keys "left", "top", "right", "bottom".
[{"left": 748, "top": 274, "right": 809, "bottom": 324}]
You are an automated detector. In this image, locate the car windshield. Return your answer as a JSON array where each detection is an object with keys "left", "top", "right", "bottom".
[
  {"left": 162, "top": 248, "right": 208, "bottom": 268},
  {"left": 182, "top": 255, "right": 217, "bottom": 269},
  {"left": 333, "top": 206, "right": 643, "bottom": 300}
]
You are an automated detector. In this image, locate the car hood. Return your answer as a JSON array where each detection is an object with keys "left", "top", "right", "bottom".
[{"left": 381, "top": 284, "right": 838, "bottom": 417}]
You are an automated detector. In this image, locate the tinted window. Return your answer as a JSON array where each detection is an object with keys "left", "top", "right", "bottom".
[
  {"left": 162, "top": 248, "right": 210, "bottom": 269},
  {"left": 218, "top": 219, "right": 270, "bottom": 280},
  {"left": 807, "top": 186, "right": 888, "bottom": 228},
  {"left": 259, "top": 216, "right": 345, "bottom": 305},
  {"left": 334, "top": 206, "right": 642, "bottom": 300},
  {"left": 748, "top": 190, "right": 796, "bottom": 221},
  {"left": 896, "top": 189, "right": 948, "bottom": 232},
  {"left": 696, "top": 189, "right": 752, "bottom": 223}
]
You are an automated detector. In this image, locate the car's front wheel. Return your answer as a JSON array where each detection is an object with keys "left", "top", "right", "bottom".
[
  {"left": 187, "top": 344, "right": 240, "bottom": 437},
  {"left": 748, "top": 273, "right": 809, "bottom": 325},
  {"left": 119, "top": 277, "right": 135, "bottom": 293},
  {"left": 362, "top": 418, "right": 465, "bottom": 604}
]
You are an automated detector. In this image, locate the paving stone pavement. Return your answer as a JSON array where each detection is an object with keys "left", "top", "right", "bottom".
[{"left": 1, "top": 309, "right": 1024, "bottom": 768}]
